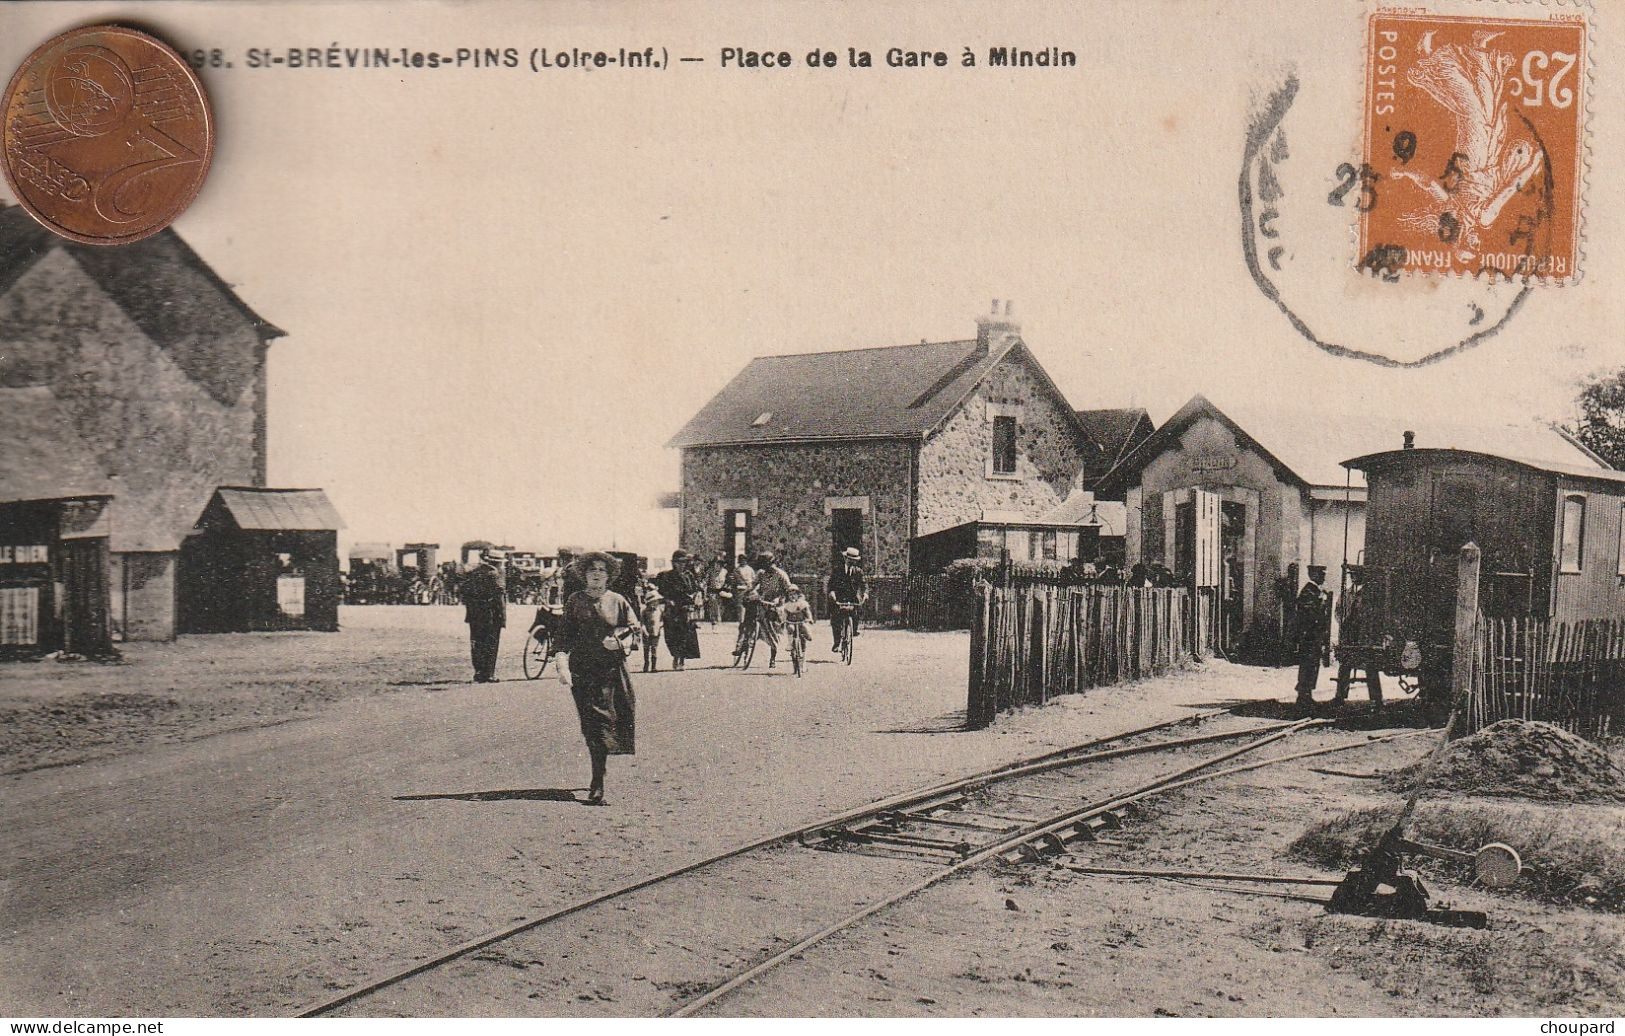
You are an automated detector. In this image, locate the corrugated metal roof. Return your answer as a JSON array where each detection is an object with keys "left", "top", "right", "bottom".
[
  {"left": 216, "top": 488, "right": 344, "bottom": 531},
  {"left": 1345, "top": 447, "right": 1625, "bottom": 487},
  {"left": 666, "top": 339, "right": 1009, "bottom": 448}
]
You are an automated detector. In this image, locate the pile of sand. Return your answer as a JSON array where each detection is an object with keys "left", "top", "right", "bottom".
[{"left": 1385, "top": 719, "right": 1625, "bottom": 803}]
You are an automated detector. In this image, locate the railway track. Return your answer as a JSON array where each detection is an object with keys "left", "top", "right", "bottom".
[{"left": 296, "top": 709, "right": 1423, "bottom": 1017}]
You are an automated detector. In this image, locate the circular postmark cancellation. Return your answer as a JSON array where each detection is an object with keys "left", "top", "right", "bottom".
[
  {"left": 1, "top": 25, "right": 214, "bottom": 245},
  {"left": 1241, "top": 9, "right": 1589, "bottom": 368}
]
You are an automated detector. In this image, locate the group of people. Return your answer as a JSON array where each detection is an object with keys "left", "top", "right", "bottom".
[
  {"left": 457, "top": 545, "right": 870, "bottom": 804},
  {"left": 629, "top": 546, "right": 869, "bottom": 672},
  {"left": 1291, "top": 565, "right": 1382, "bottom": 711},
  {"left": 1055, "top": 556, "right": 1186, "bottom": 588}
]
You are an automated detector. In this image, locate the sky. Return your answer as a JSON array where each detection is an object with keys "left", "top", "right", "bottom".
[{"left": 5, "top": 0, "right": 1621, "bottom": 563}]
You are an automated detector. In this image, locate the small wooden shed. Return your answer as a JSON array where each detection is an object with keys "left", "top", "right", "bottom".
[
  {"left": 179, "top": 487, "right": 344, "bottom": 633},
  {"left": 1341, "top": 446, "right": 1625, "bottom": 685}
]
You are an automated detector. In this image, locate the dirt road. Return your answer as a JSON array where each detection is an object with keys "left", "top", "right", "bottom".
[{"left": 0, "top": 606, "right": 1282, "bottom": 1015}]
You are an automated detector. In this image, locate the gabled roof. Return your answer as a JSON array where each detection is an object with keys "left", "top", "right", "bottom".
[
  {"left": 213, "top": 487, "right": 344, "bottom": 531},
  {"left": 1075, "top": 408, "right": 1154, "bottom": 477},
  {"left": 667, "top": 337, "right": 1094, "bottom": 449},
  {"left": 1098, "top": 395, "right": 1604, "bottom": 494},
  {"left": 0, "top": 206, "right": 284, "bottom": 405}
]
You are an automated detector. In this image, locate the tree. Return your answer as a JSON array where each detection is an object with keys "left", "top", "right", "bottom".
[{"left": 1568, "top": 368, "right": 1625, "bottom": 469}]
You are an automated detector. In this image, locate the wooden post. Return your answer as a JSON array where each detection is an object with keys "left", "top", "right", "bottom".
[
  {"left": 1448, "top": 542, "right": 1481, "bottom": 734},
  {"left": 967, "top": 581, "right": 989, "bottom": 729}
]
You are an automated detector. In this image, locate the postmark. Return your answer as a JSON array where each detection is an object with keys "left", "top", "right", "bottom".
[
  {"left": 1360, "top": 12, "right": 1585, "bottom": 282},
  {"left": 1, "top": 25, "right": 214, "bottom": 245}
]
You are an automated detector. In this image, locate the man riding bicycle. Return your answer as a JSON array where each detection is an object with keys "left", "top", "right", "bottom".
[{"left": 827, "top": 546, "right": 868, "bottom": 652}]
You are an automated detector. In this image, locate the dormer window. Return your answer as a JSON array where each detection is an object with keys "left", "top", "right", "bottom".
[{"left": 752, "top": 412, "right": 772, "bottom": 427}]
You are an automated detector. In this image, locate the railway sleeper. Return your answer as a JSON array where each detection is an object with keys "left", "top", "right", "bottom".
[{"left": 877, "top": 809, "right": 1018, "bottom": 833}]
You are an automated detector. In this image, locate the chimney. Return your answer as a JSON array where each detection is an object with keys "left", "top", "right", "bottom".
[
  {"left": 1403, "top": 430, "right": 1415, "bottom": 450},
  {"left": 975, "top": 298, "right": 1021, "bottom": 353}
]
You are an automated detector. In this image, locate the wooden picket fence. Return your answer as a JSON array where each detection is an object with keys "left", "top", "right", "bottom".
[
  {"left": 1468, "top": 616, "right": 1625, "bottom": 741},
  {"left": 967, "top": 584, "right": 1216, "bottom": 729}
]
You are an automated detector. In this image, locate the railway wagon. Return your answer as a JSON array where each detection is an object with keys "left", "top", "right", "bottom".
[{"left": 1339, "top": 445, "right": 1625, "bottom": 700}]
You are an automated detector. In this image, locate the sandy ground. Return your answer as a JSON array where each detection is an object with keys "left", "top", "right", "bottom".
[
  {"left": 1, "top": 605, "right": 1283, "bottom": 1016},
  {"left": 5, "top": 606, "right": 1619, "bottom": 1017}
]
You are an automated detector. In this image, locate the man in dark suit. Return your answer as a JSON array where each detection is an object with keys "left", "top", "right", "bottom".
[
  {"left": 463, "top": 550, "right": 507, "bottom": 682},
  {"left": 827, "top": 546, "right": 869, "bottom": 652},
  {"left": 1293, "top": 565, "right": 1329, "bottom": 710}
]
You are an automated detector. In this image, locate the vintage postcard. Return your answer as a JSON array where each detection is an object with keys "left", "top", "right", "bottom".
[{"left": 3, "top": 0, "right": 1624, "bottom": 1024}]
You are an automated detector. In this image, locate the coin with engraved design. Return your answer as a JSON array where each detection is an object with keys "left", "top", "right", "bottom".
[{"left": 1, "top": 25, "right": 214, "bottom": 245}]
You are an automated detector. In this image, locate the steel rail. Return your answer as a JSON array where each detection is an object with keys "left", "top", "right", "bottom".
[
  {"left": 670, "top": 725, "right": 1416, "bottom": 1017},
  {"left": 292, "top": 706, "right": 1244, "bottom": 1016}
]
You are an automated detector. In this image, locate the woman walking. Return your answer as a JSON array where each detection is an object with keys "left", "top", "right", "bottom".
[
  {"left": 555, "top": 551, "right": 638, "bottom": 805},
  {"left": 653, "top": 549, "right": 703, "bottom": 670}
]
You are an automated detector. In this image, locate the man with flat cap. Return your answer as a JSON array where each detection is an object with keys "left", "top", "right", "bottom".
[{"left": 463, "top": 550, "right": 507, "bottom": 682}]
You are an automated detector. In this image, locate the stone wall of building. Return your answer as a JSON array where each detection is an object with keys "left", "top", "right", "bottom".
[
  {"left": 679, "top": 440, "right": 914, "bottom": 577},
  {"left": 915, "top": 348, "right": 1091, "bottom": 537},
  {"left": 1127, "top": 415, "right": 1296, "bottom": 657},
  {"left": 0, "top": 249, "right": 265, "bottom": 553}
]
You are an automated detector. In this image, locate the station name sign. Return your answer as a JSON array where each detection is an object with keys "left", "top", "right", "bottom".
[{"left": 0, "top": 545, "right": 50, "bottom": 564}]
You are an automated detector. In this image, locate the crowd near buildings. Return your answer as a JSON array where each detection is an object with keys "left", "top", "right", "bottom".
[
  {"left": 664, "top": 300, "right": 1611, "bottom": 661},
  {"left": 2, "top": 205, "right": 1614, "bottom": 668}
]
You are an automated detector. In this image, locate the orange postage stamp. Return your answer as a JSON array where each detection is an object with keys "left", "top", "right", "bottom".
[{"left": 1359, "top": 11, "right": 1586, "bottom": 282}]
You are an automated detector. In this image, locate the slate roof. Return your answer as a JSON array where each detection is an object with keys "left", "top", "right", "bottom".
[
  {"left": 0, "top": 205, "right": 284, "bottom": 406},
  {"left": 1075, "top": 408, "right": 1154, "bottom": 475},
  {"left": 214, "top": 488, "right": 344, "bottom": 531},
  {"left": 1099, "top": 395, "right": 1605, "bottom": 493},
  {"left": 668, "top": 338, "right": 1085, "bottom": 448}
]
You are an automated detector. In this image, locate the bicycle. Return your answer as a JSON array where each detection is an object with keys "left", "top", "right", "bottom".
[
  {"left": 832, "top": 600, "right": 860, "bottom": 666},
  {"left": 522, "top": 604, "right": 562, "bottom": 679},
  {"left": 735, "top": 598, "right": 782, "bottom": 670},
  {"left": 786, "top": 618, "right": 808, "bottom": 677}
]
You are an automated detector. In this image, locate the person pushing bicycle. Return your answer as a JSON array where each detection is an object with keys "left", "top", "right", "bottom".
[
  {"left": 749, "top": 552, "right": 793, "bottom": 668},
  {"left": 827, "top": 546, "right": 868, "bottom": 653}
]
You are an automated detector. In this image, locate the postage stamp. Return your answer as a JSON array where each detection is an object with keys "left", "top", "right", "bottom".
[{"left": 1359, "top": 11, "right": 1586, "bottom": 282}]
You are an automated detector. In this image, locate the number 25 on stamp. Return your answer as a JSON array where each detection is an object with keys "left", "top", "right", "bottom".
[{"left": 1361, "top": 12, "right": 1585, "bottom": 282}]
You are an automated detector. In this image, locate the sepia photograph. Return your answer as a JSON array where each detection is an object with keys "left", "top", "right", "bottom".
[{"left": 2, "top": 0, "right": 1624, "bottom": 1023}]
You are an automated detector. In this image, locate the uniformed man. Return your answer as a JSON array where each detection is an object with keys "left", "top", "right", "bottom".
[
  {"left": 462, "top": 550, "right": 507, "bottom": 682},
  {"left": 1293, "top": 565, "right": 1329, "bottom": 708}
]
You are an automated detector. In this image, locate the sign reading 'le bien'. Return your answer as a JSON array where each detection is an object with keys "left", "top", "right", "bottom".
[{"left": 0, "top": 545, "right": 50, "bottom": 564}]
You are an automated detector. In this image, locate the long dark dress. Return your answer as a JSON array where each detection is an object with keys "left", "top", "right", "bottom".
[
  {"left": 560, "top": 590, "right": 637, "bottom": 755},
  {"left": 653, "top": 567, "right": 702, "bottom": 662}
]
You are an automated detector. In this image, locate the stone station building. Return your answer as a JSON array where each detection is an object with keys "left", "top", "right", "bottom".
[{"left": 666, "top": 304, "right": 1121, "bottom": 604}]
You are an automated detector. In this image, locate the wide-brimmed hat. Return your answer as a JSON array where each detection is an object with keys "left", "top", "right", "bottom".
[
  {"left": 671, "top": 549, "right": 690, "bottom": 562},
  {"left": 842, "top": 547, "right": 861, "bottom": 561}
]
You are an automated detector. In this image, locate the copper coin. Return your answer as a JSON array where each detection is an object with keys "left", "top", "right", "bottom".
[{"left": 1, "top": 25, "right": 214, "bottom": 245}]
